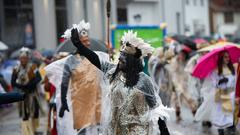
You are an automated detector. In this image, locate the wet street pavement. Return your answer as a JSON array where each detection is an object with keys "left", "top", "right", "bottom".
[
  {"left": 0, "top": 102, "right": 48, "bottom": 135},
  {"left": 0, "top": 103, "right": 239, "bottom": 135}
]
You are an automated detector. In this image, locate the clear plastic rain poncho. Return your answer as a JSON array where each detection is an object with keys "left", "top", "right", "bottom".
[
  {"left": 45, "top": 51, "right": 109, "bottom": 135},
  {"left": 195, "top": 68, "right": 236, "bottom": 128},
  {"left": 148, "top": 48, "right": 173, "bottom": 107},
  {"left": 45, "top": 51, "right": 173, "bottom": 135},
  {"left": 99, "top": 56, "right": 173, "bottom": 135},
  {"left": 184, "top": 54, "right": 203, "bottom": 105}
]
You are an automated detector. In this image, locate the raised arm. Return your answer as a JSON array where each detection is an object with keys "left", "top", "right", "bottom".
[{"left": 71, "top": 29, "right": 101, "bottom": 70}]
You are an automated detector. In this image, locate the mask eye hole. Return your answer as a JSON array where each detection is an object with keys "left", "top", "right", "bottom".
[
  {"left": 80, "top": 30, "right": 88, "bottom": 37},
  {"left": 126, "top": 42, "right": 131, "bottom": 47},
  {"left": 120, "top": 51, "right": 127, "bottom": 57}
]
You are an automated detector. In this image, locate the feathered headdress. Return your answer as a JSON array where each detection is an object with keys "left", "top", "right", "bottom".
[
  {"left": 62, "top": 20, "right": 90, "bottom": 39},
  {"left": 19, "top": 47, "right": 31, "bottom": 57},
  {"left": 120, "top": 30, "right": 153, "bottom": 57}
]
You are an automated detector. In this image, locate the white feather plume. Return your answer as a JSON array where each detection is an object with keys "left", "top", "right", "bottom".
[
  {"left": 150, "top": 104, "right": 175, "bottom": 123},
  {"left": 61, "top": 20, "right": 90, "bottom": 39},
  {"left": 121, "top": 30, "right": 154, "bottom": 57}
]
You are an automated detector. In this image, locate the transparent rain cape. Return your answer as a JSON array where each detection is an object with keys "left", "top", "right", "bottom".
[
  {"left": 194, "top": 69, "right": 236, "bottom": 128},
  {"left": 99, "top": 57, "right": 173, "bottom": 135},
  {"left": 184, "top": 54, "right": 203, "bottom": 102},
  {"left": 148, "top": 55, "right": 173, "bottom": 107},
  {"left": 45, "top": 51, "right": 109, "bottom": 135},
  {"left": 45, "top": 51, "right": 173, "bottom": 135}
]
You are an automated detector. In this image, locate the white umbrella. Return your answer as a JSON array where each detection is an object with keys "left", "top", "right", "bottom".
[{"left": 0, "top": 41, "right": 8, "bottom": 50}]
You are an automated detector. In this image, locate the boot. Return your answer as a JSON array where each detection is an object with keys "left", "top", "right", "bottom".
[
  {"left": 32, "top": 118, "right": 39, "bottom": 132},
  {"left": 158, "top": 118, "right": 170, "bottom": 135},
  {"left": 175, "top": 106, "right": 182, "bottom": 123},
  {"left": 21, "top": 120, "right": 34, "bottom": 135},
  {"left": 218, "top": 129, "right": 224, "bottom": 135},
  {"left": 226, "top": 126, "right": 236, "bottom": 135}
]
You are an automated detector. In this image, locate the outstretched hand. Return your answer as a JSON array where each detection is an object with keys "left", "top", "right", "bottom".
[{"left": 59, "top": 103, "right": 69, "bottom": 118}]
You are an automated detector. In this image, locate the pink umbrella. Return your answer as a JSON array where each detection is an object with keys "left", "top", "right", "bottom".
[{"left": 192, "top": 45, "right": 240, "bottom": 79}]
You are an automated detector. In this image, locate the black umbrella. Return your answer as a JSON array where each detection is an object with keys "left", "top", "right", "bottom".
[
  {"left": 56, "top": 38, "right": 108, "bottom": 54},
  {"left": 172, "top": 35, "right": 197, "bottom": 50}
]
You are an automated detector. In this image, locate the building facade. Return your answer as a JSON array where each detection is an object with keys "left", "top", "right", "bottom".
[
  {"left": 184, "top": 0, "right": 210, "bottom": 36},
  {"left": 117, "top": 0, "right": 210, "bottom": 36},
  {"left": 0, "top": 0, "right": 111, "bottom": 50},
  {"left": 122, "top": 0, "right": 185, "bottom": 35},
  {"left": 210, "top": 0, "right": 240, "bottom": 36}
]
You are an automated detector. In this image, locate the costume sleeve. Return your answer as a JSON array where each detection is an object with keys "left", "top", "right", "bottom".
[
  {"left": 25, "top": 70, "right": 42, "bottom": 90},
  {"left": 11, "top": 68, "right": 25, "bottom": 90},
  {"left": 75, "top": 44, "right": 101, "bottom": 70},
  {"left": 76, "top": 46, "right": 115, "bottom": 75},
  {"left": 0, "top": 92, "right": 25, "bottom": 105},
  {"left": 95, "top": 51, "right": 115, "bottom": 74},
  {"left": 60, "top": 59, "right": 72, "bottom": 105},
  {"left": 11, "top": 68, "right": 17, "bottom": 87},
  {"left": 138, "top": 74, "right": 157, "bottom": 109},
  {"left": 0, "top": 74, "right": 9, "bottom": 92}
]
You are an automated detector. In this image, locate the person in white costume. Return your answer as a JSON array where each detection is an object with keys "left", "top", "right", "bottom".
[
  {"left": 195, "top": 51, "right": 236, "bottom": 135},
  {"left": 45, "top": 20, "right": 109, "bottom": 135}
]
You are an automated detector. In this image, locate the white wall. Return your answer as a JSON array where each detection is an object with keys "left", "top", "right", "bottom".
[
  {"left": 126, "top": 0, "right": 185, "bottom": 35},
  {"left": 127, "top": 2, "right": 159, "bottom": 25},
  {"left": 184, "top": 0, "right": 210, "bottom": 36},
  {"left": 213, "top": 12, "right": 224, "bottom": 32},
  {"left": 163, "top": 0, "right": 185, "bottom": 34},
  {"left": 234, "top": 13, "right": 240, "bottom": 26}
]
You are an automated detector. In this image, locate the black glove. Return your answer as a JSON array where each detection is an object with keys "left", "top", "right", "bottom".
[
  {"left": 70, "top": 28, "right": 101, "bottom": 69},
  {"left": 158, "top": 117, "right": 170, "bottom": 135},
  {"left": 71, "top": 28, "right": 83, "bottom": 48},
  {"left": 59, "top": 100, "right": 69, "bottom": 118},
  {"left": 218, "top": 77, "right": 228, "bottom": 85}
]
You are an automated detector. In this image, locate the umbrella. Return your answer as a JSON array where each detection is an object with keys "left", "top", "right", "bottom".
[
  {"left": 192, "top": 45, "right": 240, "bottom": 79},
  {"left": 194, "top": 38, "right": 208, "bottom": 44},
  {"left": 197, "top": 42, "right": 239, "bottom": 53},
  {"left": 56, "top": 39, "right": 108, "bottom": 54},
  {"left": 41, "top": 50, "right": 54, "bottom": 57},
  {"left": 0, "top": 41, "right": 8, "bottom": 51},
  {"left": 10, "top": 48, "right": 32, "bottom": 59},
  {"left": 10, "top": 49, "right": 21, "bottom": 59},
  {"left": 171, "top": 35, "right": 197, "bottom": 50}
]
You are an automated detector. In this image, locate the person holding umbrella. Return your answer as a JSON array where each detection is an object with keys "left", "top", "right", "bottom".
[{"left": 193, "top": 45, "right": 240, "bottom": 135}]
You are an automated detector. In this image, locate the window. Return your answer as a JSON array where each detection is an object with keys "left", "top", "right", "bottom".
[
  {"left": 55, "top": 0, "right": 67, "bottom": 43},
  {"left": 224, "top": 12, "right": 234, "bottom": 23},
  {"left": 117, "top": 8, "right": 127, "bottom": 24},
  {"left": 2, "top": 0, "right": 34, "bottom": 48}
]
